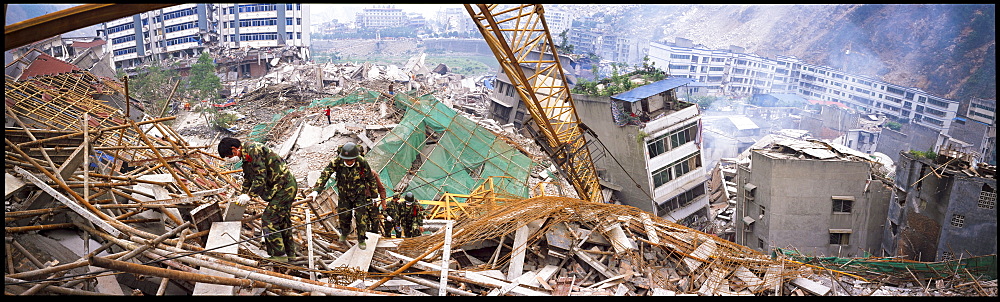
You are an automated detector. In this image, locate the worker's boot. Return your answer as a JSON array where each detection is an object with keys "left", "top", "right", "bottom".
[
  {"left": 268, "top": 253, "right": 289, "bottom": 262},
  {"left": 338, "top": 234, "right": 348, "bottom": 242},
  {"left": 358, "top": 241, "right": 367, "bottom": 250}
]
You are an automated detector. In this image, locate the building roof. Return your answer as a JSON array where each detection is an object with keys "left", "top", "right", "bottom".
[
  {"left": 807, "top": 99, "right": 848, "bottom": 109},
  {"left": 768, "top": 93, "right": 807, "bottom": 104},
  {"left": 71, "top": 39, "right": 106, "bottom": 48},
  {"left": 611, "top": 77, "right": 694, "bottom": 103},
  {"left": 728, "top": 115, "right": 760, "bottom": 130},
  {"left": 18, "top": 53, "right": 81, "bottom": 81}
]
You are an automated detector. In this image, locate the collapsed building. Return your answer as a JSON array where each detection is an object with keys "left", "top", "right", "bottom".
[{"left": 5, "top": 47, "right": 998, "bottom": 297}]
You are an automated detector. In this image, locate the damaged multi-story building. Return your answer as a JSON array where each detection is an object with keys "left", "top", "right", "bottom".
[
  {"left": 882, "top": 148, "right": 997, "bottom": 262},
  {"left": 101, "top": 3, "right": 312, "bottom": 88},
  {"left": 734, "top": 135, "right": 895, "bottom": 257},
  {"left": 573, "top": 77, "right": 711, "bottom": 227}
]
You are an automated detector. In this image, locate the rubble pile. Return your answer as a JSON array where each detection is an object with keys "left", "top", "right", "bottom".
[{"left": 5, "top": 57, "right": 995, "bottom": 297}]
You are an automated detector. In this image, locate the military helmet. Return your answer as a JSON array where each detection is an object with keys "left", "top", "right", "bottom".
[
  {"left": 404, "top": 192, "right": 415, "bottom": 203},
  {"left": 340, "top": 142, "right": 360, "bottom": 159}
]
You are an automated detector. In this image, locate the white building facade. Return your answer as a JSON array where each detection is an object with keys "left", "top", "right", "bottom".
[
  {"left": 354, "top": 5, "right": 407, "bottom": 29},
  {"left": 103, "top": 4, "right": 310, "bottom": 72},
  {"left": 642, "top": 104, "right": 711, "bottom": 221},
  {"left": 647, "top": 39, "right": 961, "bottom": 133}
]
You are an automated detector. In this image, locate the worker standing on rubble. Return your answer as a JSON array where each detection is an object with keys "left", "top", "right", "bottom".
[
  {"left": 307, "top": 142, "right": 386, "bottom": 250},
  {"left": 381, "top": 194, "right": 404, "bottom": 238},
  {"left": 323, "top": 106, "right": 332, "bottom": 124},
  {"left": 218, "top": 137, "right": 297, "bottom": 262},
  {"left": 399, "top": 192, "right": 425, "bottom": 238}
]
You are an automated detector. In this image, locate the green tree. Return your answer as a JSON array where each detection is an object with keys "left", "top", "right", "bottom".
[
  {"left": 557, "top": 29, "right": 574, "bottom": 54},
  {"left": 884, "top": 121, "right": 902, "bottom": 131},
  {"left": 187, "top": 52, "right": 223, "bottom": 102},
  {"left": 126, "top": 62, "right": 180, "bottom": 118}
]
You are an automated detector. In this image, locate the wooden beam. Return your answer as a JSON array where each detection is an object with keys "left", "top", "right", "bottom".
[
  {"left": 6, "top": 4, "right": 179, "bottom": 51},
  {"left": 14, "top": 166, "right": 120, "bottom": 237}
]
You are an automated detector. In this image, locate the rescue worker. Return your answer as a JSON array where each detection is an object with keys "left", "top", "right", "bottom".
[
  {"left": 381, "top": 194, "right": 404, "bottom": 238},
  {"left": 218, "top": 137, "right": 297, "bottom": 262},
  {"left": 399, "top": 192, "right": 425, "bottom": 238},
  {"left": 307, "top": 142, "right": 385, "bottom": 249}
]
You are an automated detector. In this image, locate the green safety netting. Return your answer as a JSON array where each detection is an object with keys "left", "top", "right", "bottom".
[
  {"left": 774, "top": 248, "right": 997, "bottom": 281},
  {"left": 251, "top": 88, "right": 533, "bottom": 201},
  {"left": 367, "top": 93, "right": 532, "bottom": 201},
  {"left": 246, "top": 90, "right": 385, "bottom": 143}
]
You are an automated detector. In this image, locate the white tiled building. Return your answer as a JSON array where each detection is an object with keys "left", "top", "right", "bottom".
[
  {"left": 103, "top": 4, "right": 310, "bottom": 72},
  {"left": 647, "top": 38, "right": 961, "bottom": 133},
  {"left": 354, "top": 5, "right": 407, "bottom": 29}
]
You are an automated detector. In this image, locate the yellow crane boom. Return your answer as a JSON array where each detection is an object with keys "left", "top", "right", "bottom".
[{"left": 464, "top": 4, "right": 604, "bottom": 203}]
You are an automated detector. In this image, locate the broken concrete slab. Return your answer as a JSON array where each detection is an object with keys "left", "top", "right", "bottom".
[
  {"left": 328, "top": 232, "right": 380, "bottom": 272},
  {"left": 5, "top": 172, "right": 27, "bottom": 198},
  {"left": 192, "top": 221, "right": 241, "bottom": 295},
  {"left": 791, "top": 277, "right": 831, "bottom": 296}
]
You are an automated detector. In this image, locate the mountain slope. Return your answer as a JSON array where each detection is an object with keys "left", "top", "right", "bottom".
[{"left": 627, "top": 4, "right": 995, "bottom": 101}]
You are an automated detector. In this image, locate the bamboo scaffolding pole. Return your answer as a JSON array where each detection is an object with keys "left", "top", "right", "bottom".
[
  {"left": 369, "top": 264, "right": 479, "bottom": 296},
  {"left": 6, "top": 107, "right": 67, "bottom": 183},
  {"left": 157, "top": 230, "right": 193, "bottom": 295},
  {"left": 125, "top": 120, "right": 193, "bottom": 197},
  {"left": 5, "top": 276, "right": 110, "bottom": 296},
  {"left": 18, "top": 270, "right": 69, "bottom": 295},
  {"left": 128, "top": 237, "right": 394, "bottom": 296},
  {"left": 89, "top": 255, "right": 276, "bottom": 289},
  {"left": 367, "top": 228, "right": 464, "bottom": 290},
  {"left": 13, "top": 116, "right": 176, "bottom": 149}
]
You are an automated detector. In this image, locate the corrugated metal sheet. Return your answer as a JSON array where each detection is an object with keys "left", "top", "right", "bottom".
[{"left": 611, "top": 77, "right": 693, "bottom": 103}]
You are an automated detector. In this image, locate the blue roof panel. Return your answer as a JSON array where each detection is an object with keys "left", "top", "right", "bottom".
[{"left": 611, "top": 77, "right": 694, "bottom": 103}]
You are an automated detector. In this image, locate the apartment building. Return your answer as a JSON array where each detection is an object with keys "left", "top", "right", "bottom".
[
  {"left": 647, "top": 38, "right": 961, "bottom": 133},
  {"left": 883, "top": 149, "right": 997, "bottom": 261},
  {"left": 573, "top": 77, "right": 712, "bottom": 226},
  {"left": 436, "top": 7, "right": 477, "bottom": 35},
  {"left": 734, "top": 136, "right": 893, "bottom": 257},
  {"left": 354, "top": 5, "right": 407, "bottom": 29},
  {"left": 967, "top": 97, "right": 997, "bottom": 126},
  {"left": 543, "top": 7, "right": 574, "bottom": 38},
  {"left": 218, "top": 4, "right": 309, "bottom": 49},
  {"left": 103, "top": 4, "right": 310, "bottom": 72},
  {"left": 566, "top": 20, "right": 648, "bottom": 67},
  {"left": 487, "top": 50, "right": 576, "bottom": 130}
]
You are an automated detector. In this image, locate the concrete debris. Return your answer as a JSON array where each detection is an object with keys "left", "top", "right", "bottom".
[{"left": 6, "top": 58, "right": 995, "bottom": 296}]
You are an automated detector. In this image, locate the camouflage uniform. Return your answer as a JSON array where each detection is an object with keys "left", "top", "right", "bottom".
[
  {"left": 400, "top": 198, "right": 425, "bottom": 238},
  {"left": 312, "top": 155, "right": 384, "bottom": 243},
  {"left": 381, "top": 197, "right": 404, "bottom": 238},
  {"left": 239, "top": 141, "right": 298, "bottom": 257}
]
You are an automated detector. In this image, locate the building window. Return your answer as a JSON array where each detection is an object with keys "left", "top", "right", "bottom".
[
  {"left": 832, "top": 196, "right": 854, "bottom": 213},
  {"left": 654, "top": 183, "right": 705, "bottom": 215},
  {"left": 979, "top": 184, "right": 996, "bottom": 209},
  {"left": 950, "top": 214, "right": 965, "bottom": 228},
  {"left": 492, "top": 104, "right": 512, "bottom": 121},
  {"left": 647, "top": 122, "right": 698, "bottom": 158},
  {"left": 758, "top": 238, "right": 765, "bottom": 249},
  {"left": 829, "top": 232, "right": 850, "bottom": 245}
]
